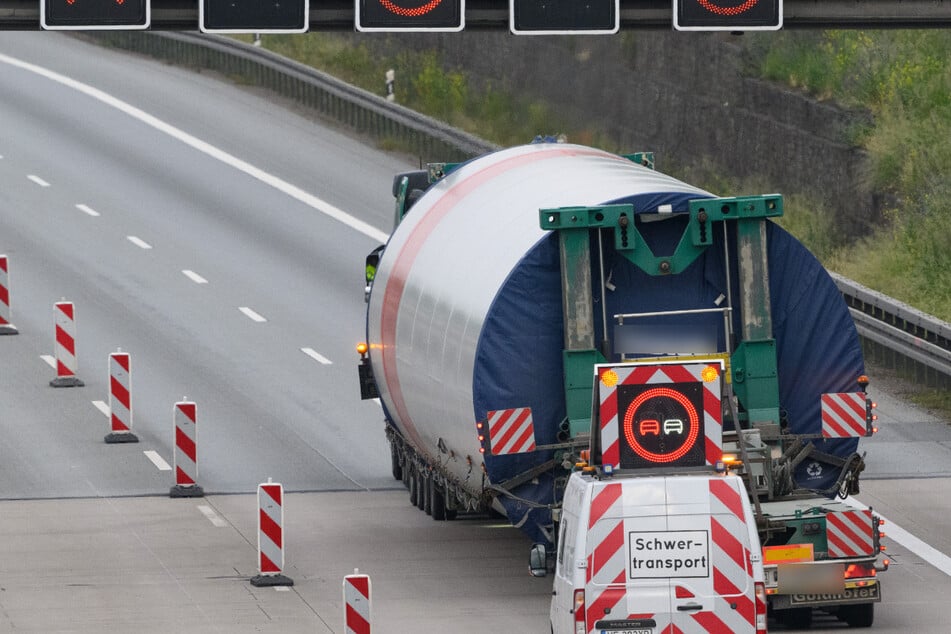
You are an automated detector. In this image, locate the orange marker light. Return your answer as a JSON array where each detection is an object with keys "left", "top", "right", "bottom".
[{"left": 356, "top": 342, "right": 369, "bottom": 356}]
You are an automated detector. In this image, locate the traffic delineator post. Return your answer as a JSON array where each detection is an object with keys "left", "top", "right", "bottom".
[
  {"left": 50, "top": 300, "right": 84, "bottom": 387},
  {"left": 105, "top": 350, "right": 139, "bottom": 444},
  {"left": 250, "top": 480, "right": 293, "bottom": 587},
  {"left": 344, "top": 568, "right": 372, "bottom": 634},
  {"left": 170, "top": 399, "right": 204, "bottom": 498},
  {"left": 0, "top": 255, "right": 19, "bottom": 335}
]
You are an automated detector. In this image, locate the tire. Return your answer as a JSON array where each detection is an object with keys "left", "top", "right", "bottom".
[
  {"left": 839, "top": 603, "right": 874, "bottom": 628},
  {"left": 430, "top": 482, "right": 447, "bottom": 521},
  {"left": 777, "top": 607, "right": 812, "bottom": 629},
  {"left": 390, "top": 444, "right": 403, "bottom": 481},
  {"left": 408, "top": 466, "right": 419, "bottom": 507},
  {"left": 415, "top": 471, "right": 426, "bottom": 511},
  {"left": 423, "top": 473, "right": 433, "bottom": 515}
]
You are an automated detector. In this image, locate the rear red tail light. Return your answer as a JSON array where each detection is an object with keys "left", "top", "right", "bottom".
[
  {"left": 573, "top": 589, "right": 586, "bottom": 634},
  {"left": 754, "top": 581, "right": 767, "bottom": 634}
]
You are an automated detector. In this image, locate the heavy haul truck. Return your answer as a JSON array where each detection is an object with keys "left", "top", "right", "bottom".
[{"left": 358, "top": 141, "right": 886, "bottom": 628}]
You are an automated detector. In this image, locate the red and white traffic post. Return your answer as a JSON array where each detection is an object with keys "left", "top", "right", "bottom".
[
  {"left": 50, "top": 300, "right": 84, "bottom": 387},
  {"left": 344, "top": 569, "right": 372, "bottom": 634},
  {"left": 104, "top": 350, "right": 139, "bottom": 444},
  {"left": 170, "top": 399, "right": 203, "bottom": 498},
  {"left": 250, "top": 480, "right": 293, "bottom": 587},
  {"left": 0, "top": 255, "right": 18, "bottom": 335}
]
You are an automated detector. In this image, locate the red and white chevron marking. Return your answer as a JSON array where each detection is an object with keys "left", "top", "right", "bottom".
[
  {"left": 257, "top": 482, "right": 285, "bottom": 575},
  {"left": 109, "top": 352, "right": 133, "bottom": 433},
  {"left": 696, "top": 478, "right": 757, "bottom": 633},
  {"left": 821, "top": 393, "right": 867, "bottom": 437},
  {"left": 53, "top": 301, "right": 79, "bottom": 378},
  {"left": 486, "top": 407, "right": 536, "bottom": 455},
  {"left": 599, "top": 362, "right": 723, "bottom": 469},
  {"left": 174, "top": 401, "right": 198, "bottom": 487},
  {"left": 343, "top": 572, "right": 372, "bottom": 634},
  {"left": 585, "top": 482, "right": 628, "bottom": 633},
  {"left": 0, "top": 255, "right": 16, "bottom": 332},
  {"left": 826, "top": 510, "right": 875, "bottom": 557}
]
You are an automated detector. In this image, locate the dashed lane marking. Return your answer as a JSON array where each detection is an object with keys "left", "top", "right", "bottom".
[
  {"left": 76, "top": 204, "right": 100, "bottom": 217},
  {"left": 27, "top": 174, "right": 50, "bottom": 187},
  {"left": 40, "top": 354, "right": 56, "bottom": 369},
  {"left": 127, "top": 236, "right": 153, "bottom": 250},
  {"left": 144, "top": 450, "right": 173, "bottom": 472},
  {"left": 182, "top": 269, "right": 208, "bottom": 284},
  {"left": 92, "top": 400, "right": 110, "bottom": 417},
  {"left": 197, "top": 505, "right": 228, "bottom": 528},
  {"left": 239, "top": 306, "right": 267, "bottom": 323},
  {"left": 301, "top": 347, "right": 332, "bottom": 365}
]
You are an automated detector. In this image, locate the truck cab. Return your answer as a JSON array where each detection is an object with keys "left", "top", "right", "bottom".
[{"left": 548, "top": 469, "right": 767, "bottom": 634}]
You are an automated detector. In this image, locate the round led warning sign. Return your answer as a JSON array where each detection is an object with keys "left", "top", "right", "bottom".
[
  {"left": 380, "top": 0, "right": 443, "bottom": 16},
  {"left": 621, "top": 387, "right": 700, "bottom": 464},
  {"left": 697, "top": 0, "right": 758, "bottom": 15}
]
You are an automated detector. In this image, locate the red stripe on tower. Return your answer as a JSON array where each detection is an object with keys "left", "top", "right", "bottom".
[
  {"left": 251, "top": 481, "right": 293, "bottom": 587},
  {"left": 0, "top": 255, "right": 18, "bottom": 334},
  {"left": 169, "top": 400, "right": 203, "bottom": 497},
  {"left": 105, "top": 350, "right": 139, "bottom": 444},
  {"left": 50, "top": 300, "right": 84, "bottom": 387},
  {"left": 821, "top": 393, "right": 867, "bottom": 437},
  {"left": 343, "top": 570, "right": 372, "bottom": 634}
]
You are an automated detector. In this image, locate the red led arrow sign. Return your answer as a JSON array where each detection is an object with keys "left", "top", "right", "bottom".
[
  {"left": 380, "top": 0, "right": 443, "bottom": 17},
  {"left": 698, "top": 0, "right": 758, "bottom": 15}
]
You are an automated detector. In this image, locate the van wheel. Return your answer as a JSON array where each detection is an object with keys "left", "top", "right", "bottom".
[{"left": 839, "top": 603, "right": 874, "bottom": 628}]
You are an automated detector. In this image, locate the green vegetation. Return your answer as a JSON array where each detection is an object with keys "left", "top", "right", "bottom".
[{"left": 248, "top": 31, "right": 951, "bottom": 321}]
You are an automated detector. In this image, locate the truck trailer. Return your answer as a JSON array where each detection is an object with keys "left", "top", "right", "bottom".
[{"left": 358, "top": 141, "right": 886, "bottom": 627}]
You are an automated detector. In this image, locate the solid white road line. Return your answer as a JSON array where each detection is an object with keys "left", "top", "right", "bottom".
[
  {"left": 301, "top": 347, "right": 333, "bottom": 365},
  {"left": 0, "top": 53, "right": 389, "bottom": 245},
  {"left": 182, "top": 269, "right": 208, "bottom": 284},
  {"left": 28, "top": 174, "right": 50, "bottom": 187},
  {"left": 127, "top": 236, "right": 153, "bottom": 250},
  {"left": 239, "top": 306, "right": 267, "bottom": 322},
  {"left": 197, "top": 505, "right": 228, "bottom": 528},
  {"left": 846, "top": 495, "right": 951, "bottom": 577},
  {"left": 143, "top": 450, "right": 173, "bottom": 471},
  {"left": 76, "top": 204, "right": 101, "bottom": 217},
  {"left": 40, "top": 354, "right": 56, "bottom": 369},
  {"left": 92, "top": 400, "right": 110, "bottom": 417}
]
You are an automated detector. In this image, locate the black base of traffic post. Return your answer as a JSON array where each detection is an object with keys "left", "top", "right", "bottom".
[
  {"left": 250, "top": 574, "right": 294, "bottom": 587},
  {"left": 50, "top": 376, "right": 84, "bottom": 387},
  {"left": 170, "top": 484, "right": 205, "bottom": 498},
  {"left": 0, "top": 324, "right": 17, "bottom": 335},
  {"left": 104, "top": 431, "right": 139, "bottom": 444}
]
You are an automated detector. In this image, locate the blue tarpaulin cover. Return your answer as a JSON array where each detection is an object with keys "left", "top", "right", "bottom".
[{"left": 473, "top": 193, "right": 864, "bottom": 543}]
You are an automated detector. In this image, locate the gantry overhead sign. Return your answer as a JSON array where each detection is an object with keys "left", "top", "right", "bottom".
[
  {"left": 356, "top": 0, "right": 465, "bottom": 32},
  {"left": 200, "top": 0, "right": 309, "bottom": 33},
  {"left": 674, "top": 0, "right": 783, "bottom": 31},
  {"left": 40, "top": 0, "right": 150, "bottom": 30}
]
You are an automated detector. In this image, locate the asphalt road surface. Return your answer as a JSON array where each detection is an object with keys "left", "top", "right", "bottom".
[{"left": 1, "top": 32, "right": 951, "bottom": 633}]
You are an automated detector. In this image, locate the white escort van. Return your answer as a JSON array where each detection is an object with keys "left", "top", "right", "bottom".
[{"left": 534, "top": 469, "right": 767, "bottom": 634}]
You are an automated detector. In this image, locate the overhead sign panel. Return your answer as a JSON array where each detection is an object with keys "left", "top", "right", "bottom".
[
  {"left": 510, "top": 0, "right": 618, "bottom": 34},
  {"left": 674, "top": 0, "right": 783, "bottom": 31},
  {"left": 356, "top": 0, "right": 465, "bottom": 32},
  {"left": 41, "top": 0, "right": 150, "bottom": 30},
  {"left": 200, "top": 0, "right": 309, "bottom": 33}
]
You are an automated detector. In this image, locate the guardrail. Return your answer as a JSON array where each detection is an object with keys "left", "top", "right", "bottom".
[{"left": 86, "top": 31, "right": 951, "bottom": 390}]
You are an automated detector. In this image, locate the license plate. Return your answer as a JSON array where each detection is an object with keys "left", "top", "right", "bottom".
[{"left": 601, "top": 630, "right": 651, "bottom": 634}]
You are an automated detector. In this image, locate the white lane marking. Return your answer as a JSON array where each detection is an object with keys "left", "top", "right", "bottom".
[
  {"left": 274, "top": 586, "right": 290, "bottom": 592},
  {"left": 182, "top": 269, "right": 208, "bottom": 284},
  {"left": 40, "top": 354, "right": 56, "bottom": 369},
  {"left": 301, "top": 347, "right": 332, "bottom": 365},
  {"left": 239, "top": 306, "right": 267, "bottom": 323},
  {"left": 127, "top": 236, "right": 153, "bottom": 250},
  {"left": 0, "top": 53, "right": 389, "bottom": 245},
  {"left": 92, "top": 400, "right": 110, "bottom": 417},
  {"left": 846, "top": 496, "right": 951, "bottom": 577},
  {"left": 28, "top": 174, "right": 50, "bottom": 187},
  {"left": 76, "top": 204, "right": 101, "bottom": 217},
  {"left": 197, "top": 505, "right": 228, "bottom": 528},
  {"left": 144, "top": 450, "right": 173, "bottom": 472}
]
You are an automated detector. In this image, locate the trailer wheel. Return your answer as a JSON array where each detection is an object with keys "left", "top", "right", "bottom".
[
  {"left": 390, "top": 444, "right": 403, "bottom": 481},
  {"left": 408, "top": 466, "right": 419, "bottom": 506},
  {"left": 838, "top": 603, "right": 874, "bottom": 628},
  {"left": 416, "top": 471, "right": 427, "bottom": 511},
  {"left": 430, "top": 482, "right": 447, "bottom": 521},
  {"left": 423, "top": 474, "right": 433, "bottom": 515}
]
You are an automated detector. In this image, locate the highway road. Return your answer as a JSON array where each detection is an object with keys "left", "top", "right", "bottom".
[{"left": 1, "top": 32, "right": 951, "bottom": 633}]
